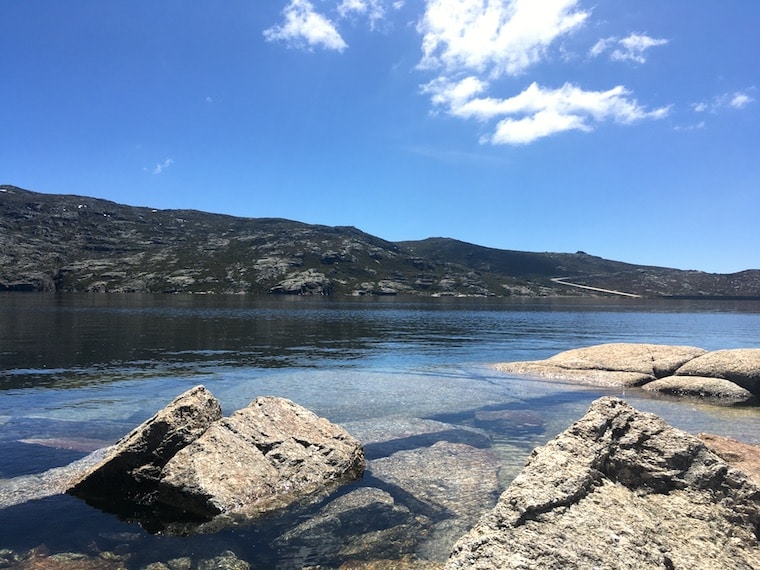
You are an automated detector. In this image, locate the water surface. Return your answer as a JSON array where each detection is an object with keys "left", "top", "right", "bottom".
[{"left": 1, "top": 294, "right": 759, "bottom": 567}]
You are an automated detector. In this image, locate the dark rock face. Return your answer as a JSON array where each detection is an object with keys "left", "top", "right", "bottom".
[
  {"left": 445, "top": 397, "right": 760, "bottom": 570},
  {"left": 68, "top": 385, "right": 223, "bottom": 504},
  {"left": 496, "top": 343, "right": 758, "bottom": 405}
]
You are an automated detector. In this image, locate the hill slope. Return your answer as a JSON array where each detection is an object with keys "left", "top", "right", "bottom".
[{"left": 1, "top": 185, "right": 758, "bottom": 297}]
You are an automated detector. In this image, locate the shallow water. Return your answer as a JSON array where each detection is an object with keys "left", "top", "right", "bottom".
[{"left": 1, "top": 294, "right": 759, "bottom": 567}]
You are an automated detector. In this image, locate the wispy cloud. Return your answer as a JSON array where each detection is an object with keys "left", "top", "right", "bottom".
[
  {"left": 590, "top": 33, "right": 668, "bottom": 64},
  {"left": 338, "top": 0, "right": 386, "bottom": 30},
  {"left": 424, "top": 78, "right": 670, "bottom": 144},
  {"left": 693, "top": 90, "right": 756, "bottom": 113},
  {"left": 152, "top": 158, "right": 174, "bottom": 175},
  {"left": 264, "top": 0, "right": 347, "bottom": 52}
]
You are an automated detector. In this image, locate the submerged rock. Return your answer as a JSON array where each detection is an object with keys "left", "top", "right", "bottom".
[
  {"left": 370, "top": 441, "right": 502, "bottom": 560},
  {"left": 473, "top": 409, "right": 544, "bottom": 433},
  {"left": 0, "top": 544, "right": 129, "bottom": 569},
  {"left": 273, "top": 487, "right": 424, "bottom": 568},
  {"left": 445, "top": 397, "right": 760, "bottom": 570}
]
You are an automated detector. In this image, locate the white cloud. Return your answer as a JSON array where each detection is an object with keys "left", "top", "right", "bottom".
[
  {"left": 424, "top": 78, "right": 670, "bottom": 144},
  {"left": 152, "top": 158, "right": 174, "bottom": 175},
  {"left": 590, "top": 33, "right": 668, "bottom": 64},
  {"left": 693, "top": 90, "right": 755, "bottom": 113},
  {"left": 417, "top": 0, "right": 589, "bottom": 78},
  {"left": 730, "top": 92, "right": 754, "bottom": 109},
  {"left": 264, "top": 0, "right": 348, "bottom": 52},
  {"left": 422, "top": 75, "right": 487, "bottom": 109},
  {"left": 414, "top": 3, "right": 673, "bottom": 144}
]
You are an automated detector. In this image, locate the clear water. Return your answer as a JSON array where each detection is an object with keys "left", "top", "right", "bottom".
[{"left": 1, "top": 294, "right": 759, "bottom": 567}]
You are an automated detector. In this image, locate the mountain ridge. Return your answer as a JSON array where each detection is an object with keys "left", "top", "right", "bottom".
[{"left": 2, "top": 185, "right": 759, "bottom": 298}]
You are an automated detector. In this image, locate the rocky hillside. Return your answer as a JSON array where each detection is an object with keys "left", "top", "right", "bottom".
[{"left": 1, "top": 185, "right": 759, "bottom": 297}]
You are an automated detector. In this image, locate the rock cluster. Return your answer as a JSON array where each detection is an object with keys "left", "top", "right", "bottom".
[
  {"left": 5, "top": 389, "right": 760, "bottom": 568},
  {"left": 495, "top": 343, "right": 760, "bottom": 405},
  {"left": 67, "top": 386, "right": 365, "bottom": 528},
  {"left": 269, "top": 269, "right": 333, "bottom": 295},
  {"left": 445, "top": 397, "right": 760, "bottom": 570}
]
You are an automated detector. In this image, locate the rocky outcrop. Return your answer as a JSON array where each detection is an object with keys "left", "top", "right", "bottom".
[
  {"left": 158, "top": 396, "right": 365, "bottom": 518},
  {"left": 495, "top": 343, "right": 758, "bottom": 405},
  {"left": 675, "top": 348, "right": 760, "bottom": 395},
  {"left": 269, "top": 269, "right": 332, "bottom": 295},
  {"left": 67, "top": 388, "right": 364, "bottom": 529},
  {"left": 643, "top": 375, "right": 754, "bottom": 404},
  {"left": 445, "top": 397, "right": 760, "bottom": 570},
  {"left": 496, "top": 343, "right": 706, "bottom": 387}
]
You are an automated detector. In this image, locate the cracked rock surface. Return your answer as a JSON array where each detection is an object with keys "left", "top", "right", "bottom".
[
  {"left": 445, "top": 397, "right": 760, "bottom": 570},
  {"left": 158, "top": 396, "right": 365, "bottom": 518}
]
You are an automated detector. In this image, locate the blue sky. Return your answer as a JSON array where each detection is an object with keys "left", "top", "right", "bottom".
[{"left": 2, "top": 1, "right": 758, "bottom": 273}]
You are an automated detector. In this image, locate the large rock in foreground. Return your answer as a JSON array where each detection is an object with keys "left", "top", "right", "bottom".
[
  {"left": 158, "top": 396, "right": 365, "bottom": 518},
  {"left": 68, "top": 388, "right": 364, "bottom": 530},
  {"left": 445, "top": 397, "right": 760, "bottom": 570}
]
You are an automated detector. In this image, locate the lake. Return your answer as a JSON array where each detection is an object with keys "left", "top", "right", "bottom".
[{"left": 1, "top": 294, "right": 759, "bottom": 568}]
